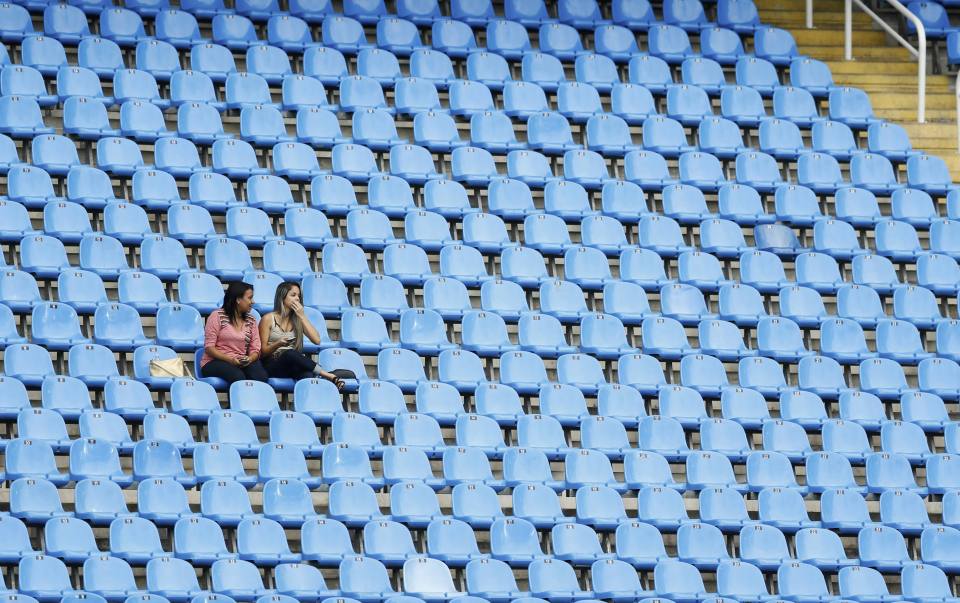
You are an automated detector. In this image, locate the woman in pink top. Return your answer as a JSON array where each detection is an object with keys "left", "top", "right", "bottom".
[{"left": 200, "top": 281, "right": 269, "bottom": 384}]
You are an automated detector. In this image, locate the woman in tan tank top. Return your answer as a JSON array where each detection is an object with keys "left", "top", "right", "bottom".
[{"left": 259, "top": 281, "right": 344, "bottom": 389}]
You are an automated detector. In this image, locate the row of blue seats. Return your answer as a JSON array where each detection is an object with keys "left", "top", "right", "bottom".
[
  {"left": 9, "top": 187, "right": 956, "bottom": 263},
  {"left": 10, "top": 388, "right": 960, "bottom": 461},
  {"left": 8, "top": 261, "right": 960, "bottom": 344},
  {"left": 4, "top": 421, "right": 959, "bottom": 495},
  {"left": 8, "top": 512, "right": 960, "bottom": 575},
  {"left": 9, "top": 237, "right": 960, "bottom": 337},
  {"left": 6, "top": 351, "right": 960, "bottom": 440},
  {"left": 0, "top": 52, "right": 851, "bottom": 129},
  {"left": 0, "top": 78, "right": 916, "bottom": 159},
  {"left": 7, "top": 0, "right": 765, "bottom": 31},
  {"left": 3, "top": 140, "right": 949, "bottom": 222},
  {"left": 0, "top": 30, "right": 828, "bottom": 102},
  {"left": 4, "top": 183, "right": 958, "bottom": 256},
  {"left": 0, "top": 68, "right": 880, "bottom": 144},
  {"left": 0, "top": 37, "right": 814, "bottom": 99},
  {"left": 3, "top": 517, "right": 959, "bottom": 591},
  {"left": 0, "top": 121, "right": 927, "bottom": 192},
  {"left": 6, "top": 325, "right": 960, "bottom": 396},
  {"left": 1, "top": 101, "right": 911, "bottom": 181},
  {"left": 3, "top": 280, "right": 960, "bottom": 368},
  {"left": 8, "top": 203, "right": 960, "bottom": 279},
  {"left": 8, "top": 371, "right": 960, "bottom": 449},
  {"left": 7, "top": 199, "right": 960, "bottom": 272},
  {"left": 0, "top": 27, "right": 802, "bottom": 93},
  {"left": 1, "top": 1, "right": 778, "bottom": 56},
  {"left": 0, "top": 99, "right": 922, "bottom": 177},
  {"left": 0, "top": 23, "right": 793, "bottom": 82},
  {"left": 13, "top": 552, "right": 960, "bottom": 603},
  {"left": 2, "top": 136, "right": 948, "bottom": 216},
  {"left": 12, "top": 472, "right": 960, "bottom": 539},
  {"left": 6, "top": 308, "right": 960, "bottom": 388},
  {"left": 8, "top": 355, "right": 960, "bottom": 436},
  {"left": 1, "top": 149, "right": 955, "bottom": 235}
]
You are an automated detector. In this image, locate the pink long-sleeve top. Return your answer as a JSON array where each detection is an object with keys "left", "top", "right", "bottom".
[{"left": 200, "top": 308, "right": 261, "bottom": 366}]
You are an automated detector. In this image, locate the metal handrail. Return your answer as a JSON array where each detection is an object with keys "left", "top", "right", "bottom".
[{"left": 844, "top": 0, "right": 926, "bottom": 123}]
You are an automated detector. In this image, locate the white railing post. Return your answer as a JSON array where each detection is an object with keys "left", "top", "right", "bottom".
[
  {"left": 887, "top": 0, "right": 926, "bottom": 123},
  {"left": 845, "top": 0, "right": 927, "bottom": 123},
  {"left": 845, "top": 0, "right": 853, "bottom": 60},
  {"left": 806, "top": 0, "right": 813, "bottom": 28}
]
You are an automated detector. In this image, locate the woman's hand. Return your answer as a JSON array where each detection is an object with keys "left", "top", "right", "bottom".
[{"left": 288, "top": 299, "right": 306, "bottom": 318}]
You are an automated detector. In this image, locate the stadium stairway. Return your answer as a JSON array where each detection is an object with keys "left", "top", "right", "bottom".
[{"left": 760, "top": 0, "right": 960, "bottom": 178}]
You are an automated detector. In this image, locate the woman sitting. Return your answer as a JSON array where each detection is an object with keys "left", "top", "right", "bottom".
[
  {"left": 200, "top": 281, "right": 269, "bottom": 384},
  {"left": 259, "top": 281, "right": 344, "bottom": 389}
]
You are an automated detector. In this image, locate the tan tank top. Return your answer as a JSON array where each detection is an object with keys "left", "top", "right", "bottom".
[{"left": 267, "top": 314, "right": 296, "bottom": 357}]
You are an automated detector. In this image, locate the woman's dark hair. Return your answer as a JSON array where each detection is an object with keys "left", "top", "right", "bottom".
[{"left": 222, "top": 281, "right": 254, "bottom": 322}]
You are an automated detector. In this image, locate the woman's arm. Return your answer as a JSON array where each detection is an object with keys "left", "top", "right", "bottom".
[
  {"left": 258, "top": 312, "right": 285, "bottom": 358},
  {"left": 300, "top": 309, "right": 322, "bottom": 345},
  {"left": 204, "top": 311, "right": 238, "bottom": 364},
  {"left": 204, "top": 345, "right": 239, "bottom": 364},
  {"left": 247, "top": 317, "right": 262, "bottom": 362}
]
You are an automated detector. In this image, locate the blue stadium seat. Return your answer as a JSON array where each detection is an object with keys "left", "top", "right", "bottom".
[
  {"left": 0, "top": 270, "right": 42, "bottom": 317},
  {"left": 641, "top": 116, "right": 695, "bottom": 157},
  {"left": 57, "top": 269, "right": 110, "bottom": 315},
  {"left": 907, "top": 154, "right": 954, "bottom": 194},
  {"left": 19, "top": 35, "right": 68, "bottom": 77},
  {"left": 0, "top": 2, "right": 34, "bottom": 41},
  {"left": 901, "top": 563, "right": 959, "bottom": 603},
  {"left": 809, "top": 120, "right": 858, "bottom": 160},
  {"left": 588, "top": 24, "right": 637, "bottom": 64},
  {"left": 571, "top": 57, "right": 616, "bottom": 100},
  {"left": 735, "top": 151, "right": 784, "bottom": 192},
  {"left": 421, "top": 20, "right": 473, "bottom": 60},
  {"left": 698, "top": 318, "right": 754, "bottom": 361},
  {"left": 829, "top": 86, "right": 879, "bottom": 129},
  {"left": 0, "top": 95, "right": 54, "bottom": 138},
  {"left": 597, "top": 280, "right": 655, "bottom": 326},
  {"left": 294, "top": 518, "right": 358, "bottom": 571},
  {"left": 3, "top": 65, "right": 58, "bottom": 108},
  {"left": 865, "top": 451, "right": 926, "bottom": 495},
  {"left": 35, "top": 124, "right": 90, "bottom": 173},
  {"left": 771, "top": 86, "right": 823, "bottom": 129},
  {"left": 720, "top": 85, "right": 767, "bottom": 129},
  {"left": 19, "top": 554, "right": 78, "bottom": 600},
  {"left": 876, "top": 319, "right": 933, "bottom": 364},
  {"left": 701, "top": 417, "right": 752, "bottom": 461},
  {"left": 777, "top": 286, "right": 833, "bottom": 330},
  {"left": 645, "top": 24, "right": 692, "bottom": 64},
  {"left": 660, "top": 282, "right": 714, "bottom": 325},
  {"left": 639, "top": 215, "right": 694, "bottom": 257},
  {"left": 760, "top": 118, "right": 806, "bottom": 159},
  {"left": 701, "top": 26, "right": 746, "bottom": 64},
  {"left": 700, "top": 219, "right": 752, "bottom": 259},
  {"left": 772, "top": 185, "right": 821, "bottom": 228},
  {"left": 484, "top": 19, "right": 530, "bottom": 60},
  {"left": 525, "top": 112, "right": 578, "bottom": 155},
  {"left": 698, "top": 117, "right": 749, "bottom": 159},
  {"left": 681, "top": 57, "right": 726, "bottom": 95}
]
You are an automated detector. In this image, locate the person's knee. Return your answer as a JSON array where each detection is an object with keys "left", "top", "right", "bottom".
[
  {"left": 246, "top": 362, "right": 270, "bottom": 382},
  {"left": 206, "top": 360, "right": 245, "bottom": 384}
]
